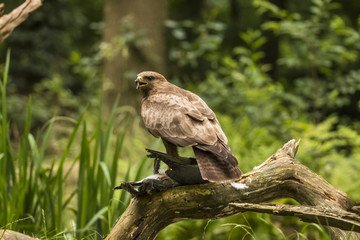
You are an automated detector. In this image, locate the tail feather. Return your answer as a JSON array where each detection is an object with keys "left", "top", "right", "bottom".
[
  {"left": 196, "top": 141, "right": 238, "bottom": 167},
  {"left": 193, "top": 144, "right": 242, "bottom": 182}
]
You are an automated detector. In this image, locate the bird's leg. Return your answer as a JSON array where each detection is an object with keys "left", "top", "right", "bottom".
[
  {"left": 153, "top": 157, "right": 161, "bottom": 174},
  {"left": 146, "top": 149, "right": 196, "bottom": 166},
  {"left": 145, "top": 149, "right": 207, "bottom": 185},
  {"left": 162, "top": 139, "right": 179, "bottom": 170}
]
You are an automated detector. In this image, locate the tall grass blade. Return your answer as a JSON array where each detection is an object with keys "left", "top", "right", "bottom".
[
  {"left": 77, "top": 122, "right": 91, "bottom": 239},
  {"left": 99, "top": 162, "right": 111, "bottom": 186},
  {"left": 83, "top": 207, "right": 108, "bottom": 231},
  {"left": 0, "top": 50, "right": 11, "bottom": 225},
  {"left": 55, "top": 113, "right": 84, "bottom": 232}
]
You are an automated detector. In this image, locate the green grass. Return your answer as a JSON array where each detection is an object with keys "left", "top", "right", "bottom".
[{"left": 0, "top": 52, "right": 153, "bottom": 239}]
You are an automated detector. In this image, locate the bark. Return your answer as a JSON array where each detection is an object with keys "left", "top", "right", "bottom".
[
  {"left": 0, "top": 230, "right": 38, "bottom": 240},
  {"left": 102, "top": 0, "right": 167, "bottom": 114},
  {"left": 0, "top": 0, "right": 42, "bottom": 42},
  {"left": 230, "top": 203, "right": 360, "bottom": 234},
  {"left": 106, "top": 139, "right": 360, "bottom": 240}
]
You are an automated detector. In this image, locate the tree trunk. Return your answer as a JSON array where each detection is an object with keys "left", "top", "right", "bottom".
[
  {"left": 106, "top": 140, "right": 360, "bottom": 240},
  {"left": 102, "top": 0, "right": 167, "bottom": 114}
]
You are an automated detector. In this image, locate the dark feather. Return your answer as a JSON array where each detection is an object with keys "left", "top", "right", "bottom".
[{"left": 193, "top": 147, "right": 242, "bottom": 182}]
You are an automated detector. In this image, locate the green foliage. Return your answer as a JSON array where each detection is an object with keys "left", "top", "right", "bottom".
[
  {"left": 157, "top": 212, "right": 332, "bottom": 240},
  {"left": 294, "top": 116, "right": 360, "bottom": 200},
  {"left": 1, "top": 0, "right": 103, "bottom": 130},
  {"left": 256, "top": 0, "right": 360, "bottom": 122},
  {"left": 0, "top": 55, "right": 153, "bottom": 238},
  {"left": 197, "top": 29, "right": 285, "bottom": 125},
  {"left": 2, "top": 0, "right": 360, "bottom": 239},
  {"left": 166, "top": 19, "right": 226, "bottom": 84}
]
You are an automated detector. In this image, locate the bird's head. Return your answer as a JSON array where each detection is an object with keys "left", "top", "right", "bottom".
[{"left": 135, "top": 71, "right": 167, "bottom": 94}]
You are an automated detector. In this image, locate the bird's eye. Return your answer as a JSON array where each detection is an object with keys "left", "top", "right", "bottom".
[{"left": 147, "top": 76, "right": 154, "bottom": 80}]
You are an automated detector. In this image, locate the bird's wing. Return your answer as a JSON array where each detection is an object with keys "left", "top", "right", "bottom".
[
  {"left": 142, "top": 90, "right": 241, "bottom": 182},
  {"left": 180, "top": 88, "right": 228, "bottom": 144},
  {"left": 141, "top": 92, "right": 222, "bottom": 147}
]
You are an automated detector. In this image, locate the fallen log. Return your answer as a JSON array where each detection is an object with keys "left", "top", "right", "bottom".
[{"left": 106, "top": 139, "right": 360, "bottom": 240}]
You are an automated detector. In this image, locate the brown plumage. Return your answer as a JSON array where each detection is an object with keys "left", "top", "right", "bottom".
[{"left": 135, "top": 71, "right": 242, "bottom": 182}]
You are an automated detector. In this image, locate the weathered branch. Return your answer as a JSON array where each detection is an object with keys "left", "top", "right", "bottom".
[
  {"left": 0, "top": 230, "right": 38, "bottom": 240},
  {"left": 106, "top": 139, "right": 360, "bottom": 240},
  {"left": 0, "top": 0, "right": 42, "bottom": 42},
  {"left": 230, "top": 203, "right": 360, "bottom": 233}
]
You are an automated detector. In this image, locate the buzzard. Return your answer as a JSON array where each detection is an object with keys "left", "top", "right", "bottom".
[{"left": 135, "top": 71, "right": 242, "bottom": 182}]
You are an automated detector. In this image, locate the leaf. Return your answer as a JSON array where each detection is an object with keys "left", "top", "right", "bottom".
[
  {"left": 99, "top": 162, "right": 111, "bottom": 186},
  {"left": 83, "top": 207, "right": 108, "bottom": 231}
]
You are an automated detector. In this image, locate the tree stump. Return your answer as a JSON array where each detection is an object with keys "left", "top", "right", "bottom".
[{"left": 106, "top": 139, "right": 360, "bottom": 240}]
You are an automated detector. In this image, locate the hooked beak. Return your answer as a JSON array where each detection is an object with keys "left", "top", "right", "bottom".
[{"left": 135, "top": 76, "right": 148, "bottom": 89}]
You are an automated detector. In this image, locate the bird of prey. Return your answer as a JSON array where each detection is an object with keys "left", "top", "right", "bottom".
[{"left": 135, "top": 71, "right": 242, "bottom": 182}]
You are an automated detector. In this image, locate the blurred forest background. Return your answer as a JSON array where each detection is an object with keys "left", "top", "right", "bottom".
[{"left": 1, "top": 0, "right": 360, "bottom": 239}]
